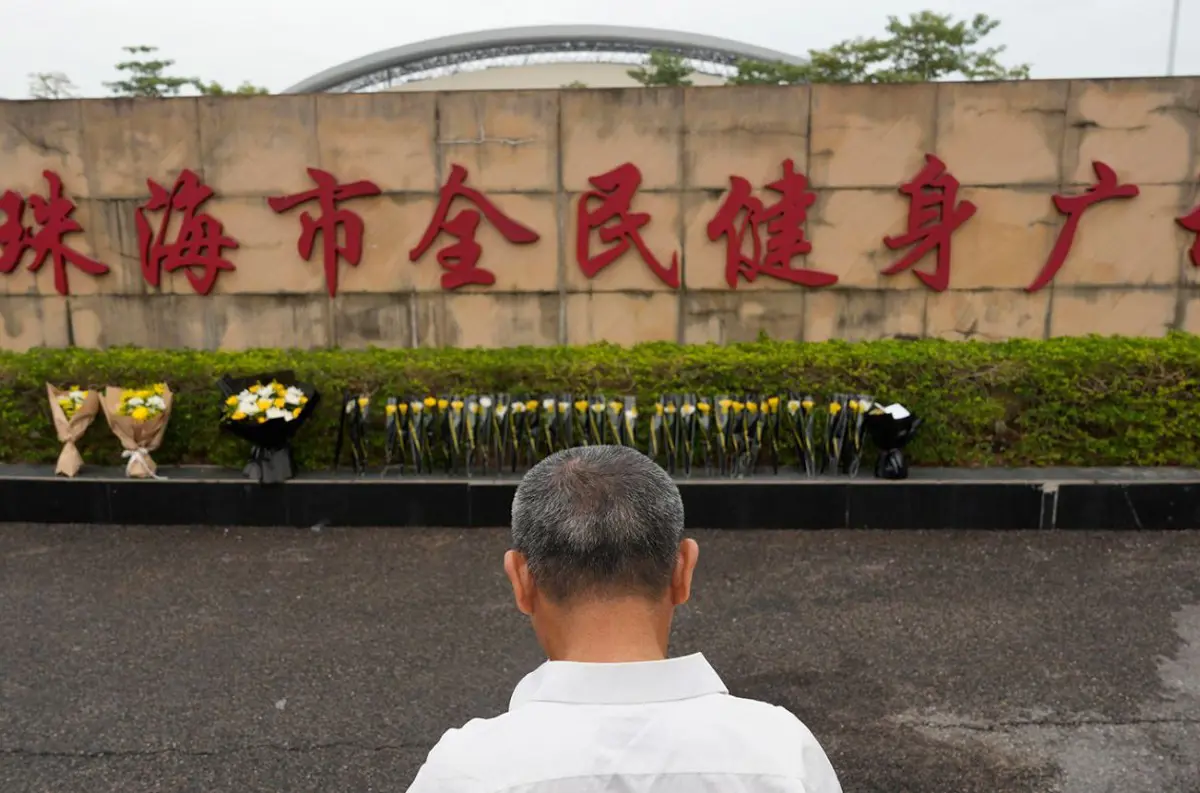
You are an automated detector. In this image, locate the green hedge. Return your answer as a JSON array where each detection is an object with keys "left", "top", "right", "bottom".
[{"left": 1, "top": 335, "right": 1197, "bottom": 469}]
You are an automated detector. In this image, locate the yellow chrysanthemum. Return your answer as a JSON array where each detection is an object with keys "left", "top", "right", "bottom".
[
  {"left": 453, "top": 400, "right": 465, "bottom": 411},
  {"left": 525, "top": 400, "right": 538, "bottom": 411},
  {"left": 849, "top": 400, "right": 860, "bottom": 411},
  {"left": 437, "top": 398, "right": 449, "bottom": 410},
  {"left": 225, "top": 395, "right": 238, "bottom": 406},
  {"left": 153, "top": 384, "right": 165, "bottom": 395},
  {"left": 131, "top": 406, "right": 149, "bottom": 422},
  {"left": 655, "top": 403, "right": 664, "bottom": 415},
  {"left": 746, "top": 402, "right": 758, "bottom": 413},
  {"left": 574, "top": 400, "right": 588, "bottom": 412},
  {"left": 256, "top": 399, "right": 271, "bottom": 411},
  {"left": 358, "top": 396, "right": 369, "bottom": 408},
  {"left": 697, "top": 402, "right": 712, "bottom": 413},
  {"left": 424, "top": 397, "right": 437, "bottom": 408},
  {"left": 829, "top": 402, "right": 842, "bottom": 415},
  {"left": 292, "top": 408, "right": 302, "bottom": 418},
  {"left": 718, "top": 399, "right": 733, "bottom": 410},
  {"left": 231, "top": 411, "right": 246, "bottom": 420},
  {"left": 257, "top": 416, "right": 267, "bottom": 423},
  {"left": 398, "top": 403, "right": 408, "bottom": 414},
  {"left": 801, "top": 399, "right": 814, "bottom": 410},
  {"left": 767, "top": 396, "right": 780, "bottom": 409},
  {"left": 386, "top": 404, "right": 397, "bottom": 415},
  {"left": 274, "top": 398, "right": 286, "bottom": 409}
]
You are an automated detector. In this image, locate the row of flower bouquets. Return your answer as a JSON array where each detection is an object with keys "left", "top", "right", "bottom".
[
  {"left": 46, "top": 372, "right": 922, "bottom": 482},
  {"left": 336, "top": 391, "right": 922, "bottom": 479}
]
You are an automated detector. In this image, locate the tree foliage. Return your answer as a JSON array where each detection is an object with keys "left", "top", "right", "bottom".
[
  {"left": 628, "top": 50, "right": 694, "bottom": 87},
  {"left": 37, "top": 45, "right": 274, "bottom": 99},
  {"left": 729, "top": 12, "right": 1030, "bottom": 86},
  {"left": 27, "top": 72, "right": 77, "bottom": 100}
]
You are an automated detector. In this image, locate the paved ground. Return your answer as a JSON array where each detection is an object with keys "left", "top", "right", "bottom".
[{"left": 1, "top": 526, "right": 1198, "bottom": 793}]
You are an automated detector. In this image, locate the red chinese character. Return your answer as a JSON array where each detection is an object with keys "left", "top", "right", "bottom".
[
  {"left": 135, "top": 169, "right": 238, "bottom": 296},
  {"left": 268, "top": 168, "right": 381, "bottom": 297},
  {"left": 577, "top": 163, "right": 679, "bottom": 289},
  {"left": 1027, "top": 161, "right": 1139, "bottom": 293},
  {"left": 882, "top": 154, "right": 977, "bottom": 292},
  {"left": 706, "top": 159, "right": 837, "bottom": 289},
  {"left": 0, "top": 171, "right": 109, "bottom": 295},
  {"left": 409, "top": 164, "right": 539, "bottom": 290},
  {"left": 1177, "top": 187, "right": 1200, "bottom": 268}
]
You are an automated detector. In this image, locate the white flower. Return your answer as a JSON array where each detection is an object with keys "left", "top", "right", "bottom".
[
  {"left": 284, "top": 387, "right": 304, "bottom": 405},
  {"left": 882, "top": 403, "right": 910, "bottom": 419},
  {"left": 512, "top": 402, "right": 525, "bottom": 413},
  {"left": 787, "top": 399, "right": 801, "bottom": 414},
  {"left": 237, "top": 389, "right": 254, "bottom": 401},
  {"left": 266, "top": 407, "right": 289, "bottom": 421},
  {"left": 240, "top": 400, "right": 260, "bottom": 415},
  {"left": 496, "top": 405, "right": 508, "bottom": 417},
  {"left": 681, "top": 404, "right": 695, "bottom": 416},
  {"left": 410, "top": 401, "right": 423, "bottom": 412},
  {"left": 126, "top": 396, "right": 145, "bottom": 407},
  {"left": 625, "top": 409, "right": 637, "bottom": 419},
  {"left": 543, "top": 398, "right": 555, "bottom": 411},
  {"left": 479, "top": 396, "right": 493, "bottom": 408},
  {"left": 558, "top": 401, "right": 569, "bottom": 412},
  {"left": 256, "top": 386, "right": 275, "bottom": 398},
  {"left": 68, "top": 390, "right": 86, "bottom": 401},
  {"left": 146, "top": 396, "right": 165, "bottom": 410},
  {"left": 590, "top": 403, "right": 603, "bottom": 413}
]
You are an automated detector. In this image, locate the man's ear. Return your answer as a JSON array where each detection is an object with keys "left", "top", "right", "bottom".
[
  {"left": 670, "top": 538, "right": 699, "bottom": 606},
  {"left": 504, "top": 549, "right": 536, "bottom": 616}
]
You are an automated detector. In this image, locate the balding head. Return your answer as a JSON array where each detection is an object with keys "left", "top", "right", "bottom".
[{"left": 510, "top": 445, "right": 685, "bottom": 602}]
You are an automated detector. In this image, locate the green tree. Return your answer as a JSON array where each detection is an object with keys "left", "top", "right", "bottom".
[
  {"left": 104, "top": 45, "right": 269, "bottom": 98},
  {"left": 561, "top": 80, "right": 589, "bottom": 89},
  {"left": 27, "top": 72, "right": 77, "bottom": 99},
  {"left": 194, "top": 80, "right": 270, "bottom": 96},
  {"left": 729, "top": 12, "right": 1030, "bottom": 86},
  {"left": 628, "top": 50, "right": 693, "bottom": 87}
]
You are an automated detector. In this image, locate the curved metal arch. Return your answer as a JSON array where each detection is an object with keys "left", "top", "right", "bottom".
[{"left": 283, "top": 25, "right": 805, "bottom": 93}]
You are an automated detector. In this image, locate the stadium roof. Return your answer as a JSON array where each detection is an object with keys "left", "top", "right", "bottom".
[{"left": 283, "top": 24, "right": 806, "bottom": 93}]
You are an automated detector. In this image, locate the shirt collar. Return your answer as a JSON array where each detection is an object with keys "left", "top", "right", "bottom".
[{"left": 509, "top": 653, "right": 728, "bottom": 710}]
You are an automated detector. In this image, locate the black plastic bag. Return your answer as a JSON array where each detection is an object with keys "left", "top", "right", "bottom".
[
  {"left": 864, "top": 405, "right": 922, "bottom": 481},
  {"left": 217, "top": 370, "right": 320, "bottom": 485}
]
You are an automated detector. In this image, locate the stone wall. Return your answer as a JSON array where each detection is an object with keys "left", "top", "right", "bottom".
[{"left": 1, "top": 78, "right": 1198, "bottom": 350}]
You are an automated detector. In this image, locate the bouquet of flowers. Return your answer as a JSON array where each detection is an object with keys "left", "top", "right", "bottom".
[
  {"left": 865, "top": 402, "right": 922, "bottom": 480},
  {"left": 99, "top": 383, "right": 173, "bottom": 478},
  {"left": 334, "top": 392, "right": 370, "bottom": 474},
  {"left": 218, "top": 371, "right": 319, "bottom": 484},
  {"left": 47, "top": 383, "right": 101, "bottom": 477}
]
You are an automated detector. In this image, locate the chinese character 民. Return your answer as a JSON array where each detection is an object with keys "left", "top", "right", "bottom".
[
  {"left": 135, "top": 169, "right": 239, "bottom": 296},
  {"left": 268, "top": 168, "right": 381, "bottom": 297},
  {"left": 409, "top": 164, "right": 539, "bottom": 290},
  {"left": 1027, "top": 161, "right": 1139, "bottom": 293},
  {"left": 706, "top": 159, "right": 837, "bottom": 290},
  {"left": 881, "top": 154, "right": 977, "bottom": 292},
  {"left": 577, "top": 163, "right": 679, "bottom": 289},
  {"left": 0, "top": 171, "right": 109, "bottom": 295}
]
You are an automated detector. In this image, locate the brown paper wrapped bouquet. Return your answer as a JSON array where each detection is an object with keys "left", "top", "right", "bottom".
[
  {"left": 47, "top": 383, "right": 101, "bottom": 477},
  {"left": 99, "top": 384, "right": 173, "bottom": 479}
]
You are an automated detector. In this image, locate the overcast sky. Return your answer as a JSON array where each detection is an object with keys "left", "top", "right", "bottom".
[{"left": 1, "top": 0, "right": 1193, "bottom": 98}]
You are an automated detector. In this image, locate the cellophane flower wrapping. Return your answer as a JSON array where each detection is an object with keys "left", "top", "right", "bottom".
[
  {"left": 218, "top": 371, "right": 320, "bottom": 484},
  {"left": 47, "top": 383, "right": 102, "bottom": 477},
  {"left": 99, "top": 384, "right": 173, "bottom": 479},
  {"left": 864, "top": 403, "right": 923, "bottom": 481}
]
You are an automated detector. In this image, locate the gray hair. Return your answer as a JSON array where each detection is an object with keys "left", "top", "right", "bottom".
[{"left": 511, "top": 445, "right": 685, "bottom": 602}]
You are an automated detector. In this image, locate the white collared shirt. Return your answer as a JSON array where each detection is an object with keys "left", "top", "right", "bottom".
[{"left": 406, "top": 653, "right": 842, "bottom": 792}]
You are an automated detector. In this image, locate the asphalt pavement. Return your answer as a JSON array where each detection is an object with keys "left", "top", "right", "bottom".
[{"left": 1, "top": 525, "right": 1198, "bottom": 793}]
